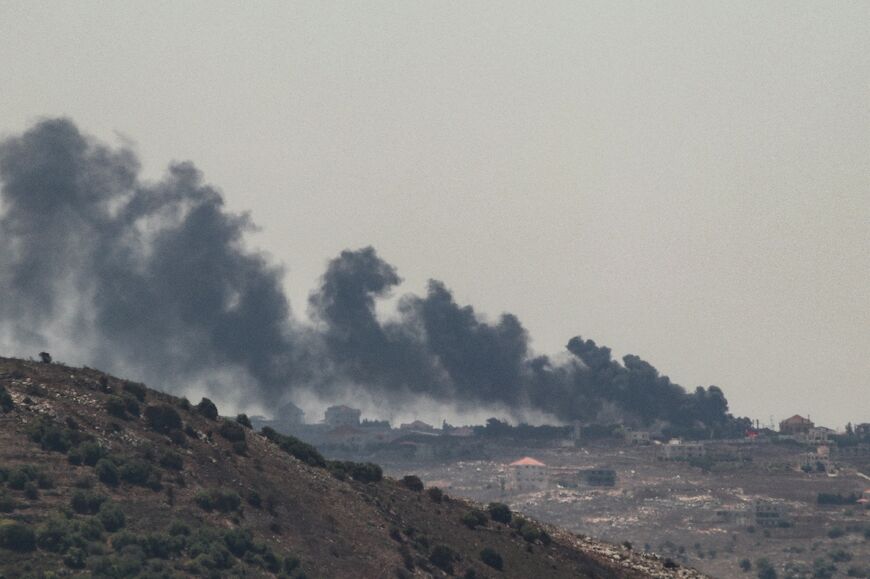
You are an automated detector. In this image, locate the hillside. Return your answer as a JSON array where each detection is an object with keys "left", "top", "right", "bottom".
[{"left": 0, "top": 356, "right": 705, "bottom": 578}]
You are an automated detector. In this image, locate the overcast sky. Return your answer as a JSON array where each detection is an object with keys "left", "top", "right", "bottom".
[{"left": 1, "top": 1, "right": 867, "bottom": 427}]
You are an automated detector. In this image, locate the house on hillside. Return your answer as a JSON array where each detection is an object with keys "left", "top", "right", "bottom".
[
  {"left": 798, "top": 426, "right": 835, "bottom": 444},
  {"left": 624, "top": 428, "right": 651, "bottom": 445},
  {"left": 754, "top": 500, "right": 790, "bottom": 527},
  {"left": 399, "top": 420, "right": 436, "bottom": 433},
  {"left": 507, "top": 457, "right": 548, "bottom": 492},
  {"left": 779, "top": 415, "right": 814, "bottom": 435},
  {"left": 660, "top": 439, "right": 705, "bottom": 460},
  {"left": 278, "top": 401, "right": 305, "bottom": 425},
  {"left": 324, "top": 405, "right": 361, "bottom": 427}
]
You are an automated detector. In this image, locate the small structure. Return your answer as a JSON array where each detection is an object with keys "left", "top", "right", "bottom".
[
  {"left": 779, "top": 415, "right": 814, "bottom": 435},
  {"left": 798, "top": 426, "right": 834, "bottom": 444},
  {"left": 754, "top": 500, "right": 790, "bottom": 527},
  {"left": 582, "top": 468, "right": 616, "bottom": 487},
  {"left": 324, "top": 405, "right": 361, "bottom": 427},
  {"left": 855, "top": 423, "right": 870, "bottom": 437},
  {"left": 399, "top": 420, "right": 436, "bottom": 433},
  {"left": 660, "top": 439, "right": 706, "bottom": 460},
  {"left": 507, "top": 457, "right": 548, "bottom": 492},
  {"left": 624, "top": 428, "right": 651, "bottom": 445},
  {"left": 714, "top": 505, "right": 751, "bottom": 526},
  {"left": 278, "top": 401, "right": 305, "bottom": 425}
]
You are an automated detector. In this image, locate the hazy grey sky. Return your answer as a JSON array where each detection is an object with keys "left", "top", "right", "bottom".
[{"left": 1, "top": 1, "right": 867, "bottom": 427}]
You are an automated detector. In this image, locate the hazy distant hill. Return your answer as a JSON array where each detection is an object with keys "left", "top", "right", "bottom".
[{"left": 0, "top": 356, "right": 705, "bottom": 578}]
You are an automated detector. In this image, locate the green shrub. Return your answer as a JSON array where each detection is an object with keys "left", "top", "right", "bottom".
[
  {"left": 196, "top": 398, "right": 219, "bottom": 420},
  {"left": 829, "top": 527, "right": 846, "bottom": 539},
  {"left": 0, "top": 521, "right": 36, "bottom": 552},
  {"left": 219, "top": 419, "right": 246, "bottom": 442},
  {"left": 0, "top": 493, "right": 16, "bottom": 513},
  {"left": 0, "top": 385, "right": 13, "bottom": 412},
  {"left": 64, "top": 546, "right": 87, "bottom": 569},
  {"left": 326, "top": 460, "right": 382, "bottom": 483},
  {"left": 23, "top": 481, "right": 39, "bottom": 500},
  {"left": 246, "top": 490, "right": 262, "bottom": 508},
  {"left": 120, "top": 458, "right": 154, "bottom": 486},
  {"left": 123, "top": 396, "right": 141, "bottom": 418},
  {"left": 401, "top": 475, "right": 424, "bottom": 492},
  {"left": 232, "top": 440, "right": 248, "bottom": 455},
  {"left": 236, "top": 414, "right": 252, "bottom": 428},
  {"left": 480, "top": 547, "right": 504, "bottom": 570},
  {"left": 95, "top": 458, "right": 120, "bottom": 486},
  {"left": 27, "top": 417, "right": 86, "bottom": 452},
  {"left": 70, "top": 489, "right": 107, "bottom": 514},
  {"left": 427, "top": 487, "right": 444, "bottom": 503},
  {"left": 429, "top": 545, "right": 456, "bottom": 573},
  {"left": 36, "top": 516, "right": 78, "bottom": 552},
  {"left": 98, "top": 502, "right": 126, "bottom": 532},
  {"left": 105, "top": 397, "right": 129, "bottom": 419},
  {"left": 487, "top": 502, "right": 512, "bottom": 524},
  {"left": 7, "top": 469, "right": 29, "bottom": 490},
  {"left": 122, "top": 381, "right": 147, "bottom": 402},
  {"left": 462, "top": 509, "right": 488, "bottom": 529},
  {"left": 224, "top": 528, "right": 254, "bottom": 557},
  {"left": 159, "top": 451, "right": 184, "bottom": 471},
  {"left": 78, "top": 441, "right": 107, "bottom": 466},
  {"left": 261, "top": 427, "right": 326, "bottom": 468},
  {"left": 144, "top": 404, "right": 183, "bottom": 433},
  {"left": 195, "top": 488, "right": 241, "bottom": 513}
]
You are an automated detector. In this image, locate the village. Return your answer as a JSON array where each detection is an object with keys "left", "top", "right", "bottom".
[{"left": 254, "top": 405, "right": 870, "bottom": 578}]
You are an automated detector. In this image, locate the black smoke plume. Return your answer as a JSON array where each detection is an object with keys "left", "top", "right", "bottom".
[{"left": 0, "top": 119, "right": 740, "bottom": 432}]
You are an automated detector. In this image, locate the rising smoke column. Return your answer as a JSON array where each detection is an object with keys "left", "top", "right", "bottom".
[
  {"left": 0, "top": 118, "right": 299, "bottom": 403},
  {"left": 0, "top": 118, "right": 738, "bottom": 429}
]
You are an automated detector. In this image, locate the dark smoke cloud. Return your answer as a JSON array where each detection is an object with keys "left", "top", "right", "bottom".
[
  {"left": 0, "top": 119, "right": 739, "bottom": 431},
  {"left": 0, "top": 119, "right": 298, "bottom": 403}
]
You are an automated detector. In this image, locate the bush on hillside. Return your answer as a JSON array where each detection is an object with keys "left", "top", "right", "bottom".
[
  {"left": 0, "top": 522, "right": 36, "bottom": 552},
  {"left": 195, "top": 488, "right": 241, "bottom": 513},
  {"left": 236, "top": 414, "right": 252, "bottom": 428},
  {"left": 159, "top": 451, "right": 184, "bottom": 471},
  {"left": 122, "top": 381, "right": 147, "bottom": 402},
  {"left": 218, "top": 419, "right": 246, "bottom": 442},
  {"left": 196, "top": 398, "right": 219, "bottom": 420},
  {"left": 105, "top": 397, "right": 130, "bottom": 419},
  {"left": 144, "top": 404, "right": 183, "bottom": 434},
  {"left": 0, "top": 493, "right": 16, "bottom": 513},
  {"left": 462, "top": 509, "right": 488, "bottom": 529},
  {"left": 480, "top": 547, "right": 504, "bottom": 570},
  {"left": 98, "top": 501, "right": 126, "bottom": 532},
  {"left": 0, "top": 385, "right": 13, "bottom": 412},
  {"left": 95, "top": 458, "right": 120, "bottom": 486},
  {"left": 401, "top": 475, "right": 424, "bottom": 492},
  {"left": 327, "top": 460, "right": 383, "bottom": 483},
  {"left": 429, "top": 545, "right": 457, "bottom": 573},
  {"left": 427, "top": 487, "right": 444, "bottom": 503},
  {"left": 70, "top": 489, "right": 107, "bottom": 514},
  {"left": 487, "top": 502, "right": 512, "bottom": 524},
  {"left": 261, "top": 427, "right": 326, "bottom": 468}
]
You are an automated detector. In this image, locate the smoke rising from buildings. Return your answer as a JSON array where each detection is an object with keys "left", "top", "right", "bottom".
[{"left": 0, "top": 119, "right": 736, "bottom": 429}]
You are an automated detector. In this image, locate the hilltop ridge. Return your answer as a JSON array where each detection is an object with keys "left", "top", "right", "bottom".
[{"left": 0, "top": 356, "right": 705, "bottom": 578}]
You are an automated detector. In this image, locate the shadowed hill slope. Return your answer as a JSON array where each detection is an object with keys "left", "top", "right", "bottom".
[{"left": 0, "top": 356, "right": 705, "bottom": 578}]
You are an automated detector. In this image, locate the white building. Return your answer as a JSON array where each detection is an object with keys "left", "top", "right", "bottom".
[
  {"left": 660, "top": 439, "right": 706, "bottom": 460},
  {"left": 324, "top": 405, "right": 361, "bottom": 427},
  {"left": 507, "top": 457, "right": 549, "bottom": 492}
]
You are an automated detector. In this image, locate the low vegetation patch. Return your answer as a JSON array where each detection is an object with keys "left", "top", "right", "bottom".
[
  {"left": 261, "top": 427, "right": 326, "bottom": 468},
  {"left": 195, "top": 488, "right": 242, "bottom": 513}
]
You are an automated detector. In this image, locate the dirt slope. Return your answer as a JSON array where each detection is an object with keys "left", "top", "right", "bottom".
[{"left": 0, "top": 357, "right": 706, "bottom": 578}]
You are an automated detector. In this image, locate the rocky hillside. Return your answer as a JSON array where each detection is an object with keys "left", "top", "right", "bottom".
[{"left": 0, "top": 356, "right": 706, "bottom": 578}]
